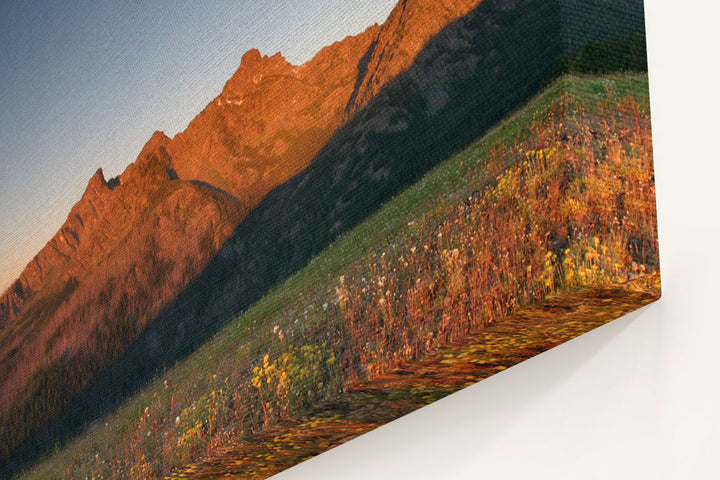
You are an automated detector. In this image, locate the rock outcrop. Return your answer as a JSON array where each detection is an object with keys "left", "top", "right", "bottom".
[{"left": 166, "top": 25, "right": 382, "bottom": 207}]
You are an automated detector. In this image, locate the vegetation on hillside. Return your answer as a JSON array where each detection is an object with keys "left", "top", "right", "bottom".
[
  {"left": 166, "top": 280, "right": 659, "bottom": 479},
  {"left": 339, "top": 86, "right": 657, "bottom": 381},
  {"left": 15, "top": 74, "right": 658, "bottom": 480}
]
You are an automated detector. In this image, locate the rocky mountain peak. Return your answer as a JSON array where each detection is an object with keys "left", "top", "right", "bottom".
[
  {"left": 222, "top": 49, "right": 295, "bottom": 98},
  {"left": 139, "top": 131, "right": 171, "bottom": 158},
  {"left": 87, "top": 168, "right": 109, "bottom": 192},
  {"left": 119, "top": 132, "right": 175, "bottom": 187}
]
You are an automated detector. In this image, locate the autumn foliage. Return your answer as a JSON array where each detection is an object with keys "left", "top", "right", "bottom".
[{"left": 339, "top": 89, "right": 657, "bottom": 382}]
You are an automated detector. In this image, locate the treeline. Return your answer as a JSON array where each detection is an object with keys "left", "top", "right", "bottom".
[{"left": 553, "top": 32, "right": 648, "bottom": 77}]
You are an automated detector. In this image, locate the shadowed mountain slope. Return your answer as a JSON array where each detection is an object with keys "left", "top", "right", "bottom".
[
  {"left": 0, "top": 0, "right": 488, "bottom": 341},
  {"left": 345, "top": 0, "right": 482, "bottom": 117}
]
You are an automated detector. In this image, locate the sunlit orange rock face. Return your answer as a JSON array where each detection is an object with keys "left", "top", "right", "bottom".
[
  {"left": 0, "top": 136, "right": 243, "bottom": 409},
  {"left": 166, "top": 26, "right": 381, "bottom": 208},
  {"left": 0, "top": 0, "right": 484, "bottom": 415}
]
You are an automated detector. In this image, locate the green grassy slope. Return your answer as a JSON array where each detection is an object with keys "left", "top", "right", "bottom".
[{"left": 16, "top": 73, "right": 654, "bottom": 480}]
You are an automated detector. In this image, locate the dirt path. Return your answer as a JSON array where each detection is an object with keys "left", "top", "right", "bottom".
[{"left": 167, "top": 277, "right": 660, "bottom": 479}]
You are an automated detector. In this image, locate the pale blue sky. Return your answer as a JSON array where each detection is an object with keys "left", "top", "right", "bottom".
[{"left": 0, "top": 0, "right": 396, "bottom": 292}]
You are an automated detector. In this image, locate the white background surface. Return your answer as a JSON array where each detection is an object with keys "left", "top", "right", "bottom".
[{"left": 274, "top": 1, "right": 720, "bottom": 478}]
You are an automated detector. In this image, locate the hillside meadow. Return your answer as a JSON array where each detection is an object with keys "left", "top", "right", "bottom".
[{"left": 14, "top": 73, "right": 658, "bottom": 480}]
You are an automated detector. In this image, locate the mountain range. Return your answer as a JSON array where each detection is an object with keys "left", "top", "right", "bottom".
[{"left": 0, "top": 0, "right": 485, "bottom": 407}]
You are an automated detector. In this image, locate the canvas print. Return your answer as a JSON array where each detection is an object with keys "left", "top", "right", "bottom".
[{"left": 0, "top": 0, "right": 659, "bottom": 478}]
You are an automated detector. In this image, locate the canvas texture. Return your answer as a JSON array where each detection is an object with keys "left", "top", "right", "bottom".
[{"left": 0, "top": 0, "right": 659, "bottom": 478}]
